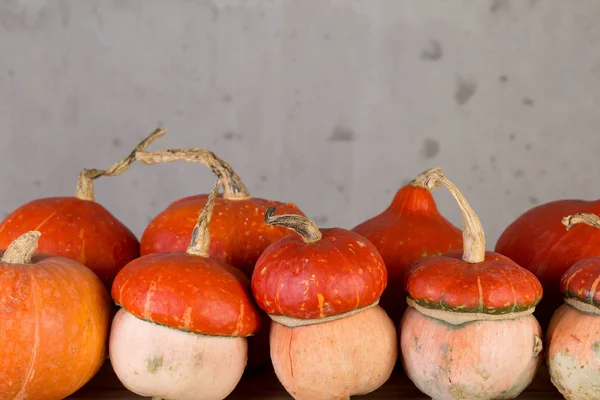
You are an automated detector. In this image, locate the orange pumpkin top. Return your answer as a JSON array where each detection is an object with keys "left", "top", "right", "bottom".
[
  {"left": 404, "top": 169, "right": 542, "bottom": 321},
  {"left": 0, "top": 231, "right": 110, "bottom": 400},
  {"left": 406, "top": 250, "right": 542, "bottom": 313},
  {"left": 112, "top": 252, "right": 260, "bottom": 336},
  {"left": 252, "top": 208, "right": 387, "bottom": 320},
  {"left": 112, "top": 179, "right": 261, "bottom": 337},
  {"left": 352, "top": 168, "right": 463, "bottom": 274},
  {"left": 560, "top": 257, "right": 600, "bottom": 308},
  {"left": 559, "top": 213, "right": 600, "bottom": 310},
  {"left": 0, "top": 129, "right": 165, "bottom": 288},
  {"left": 137, "top": 149, "right": 305, "bottom": 276}
]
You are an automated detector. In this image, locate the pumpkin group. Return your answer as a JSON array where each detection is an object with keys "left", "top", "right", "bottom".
[
  {"left": 2, "top": 124, "right": 593, "bottom": 400},
  {"left": 400, "top": 168, "right": 543, "bottom": 400}
]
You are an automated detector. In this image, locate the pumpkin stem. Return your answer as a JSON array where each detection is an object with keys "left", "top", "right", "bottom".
[
  {"left": 75, "top": 128, "right": 167, "bottom": 201},
  {"left": 410, "top": 167, "right": 443, "bottom": 189},
  {"left": 1, "top": 231, "right": 41, "bottom": 264},
  {"left": 562, "top": 213, "right": 600, "bottom": 231},
  {"left": 264, "top": 207, "right": 322, "bottom": 243},
  {"left": 418, "top": 168, "right": 485, "bottom": 263},
  {"left": 135, "top": 148, "right": 251, "bottom": 201},
  {"left": 186, "top": 179, "right": 221, "bottom": 257}
]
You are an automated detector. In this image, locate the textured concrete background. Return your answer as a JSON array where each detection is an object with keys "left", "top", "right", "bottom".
[{"left": 1, "top": 0, "right": 600, "bottom": 247}]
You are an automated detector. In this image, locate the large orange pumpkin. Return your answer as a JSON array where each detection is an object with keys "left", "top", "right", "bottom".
[
  {"left": 0, "top": 231, "right": 110, "bottom": 400},
  {"left": 495, "top": 198, "right": 600, "bottom": 330},
  {"left": 137, "top": 148, "right": 306, "bottom": 277},
  {"left": 0, "top": 129, "right": 165, "bottom": 289}
]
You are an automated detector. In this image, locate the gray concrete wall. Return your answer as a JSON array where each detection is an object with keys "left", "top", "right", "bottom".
[{"left": 1, "top": 0, "right": 599, "bottom": 246}]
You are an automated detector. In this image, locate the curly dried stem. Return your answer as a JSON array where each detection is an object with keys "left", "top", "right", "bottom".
[
  {"left": 562, "top": 213, "right": 600, "bottom": 231},
  {"left": 418, "top": 168, "right": 485, "bottom": 263},
  {"left": 75, "top": 128, "right": 167, "bottom": 201},
  {"left": 186, "top": 179, "right": 221, "bottom": 257},
  {"left": 1, "top": 231, "right": 41, "bottom": 264},
  {"left": 410, "top": 167, "right": 443, "bottom": 189},
  {"left": 264, "top": 207, "right": 322, "bottom": 243},
  {"left": 135, "top": 149, "right": 250, "bottom": 201}
]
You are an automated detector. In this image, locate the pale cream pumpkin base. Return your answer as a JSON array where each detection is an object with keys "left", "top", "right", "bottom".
[
  {"left": 400, "top": 307, "right": 542, "bottom": 400},
  {"left": 270, "top": 305, "right": 397, "bottom": 400},
  {"left": 109, "top": 308, "right": 247, "bottom": 400},
  {"left": 547, "top": 303, "right": 600, "bottom": 400}
]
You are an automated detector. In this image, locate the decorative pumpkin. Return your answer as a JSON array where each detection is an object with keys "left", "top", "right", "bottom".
[
  {"left": 137, "top": 148, "right": 303, "bottom": 370},
  {"left": 137, "top": 148, "right": 306, "bottom": 277},
  {"left": 0, "top": 129, "right": 165, "bottom": 289},
  {"left": 251, "top": 208, "right": 397, "bottom": 400},
  {"left": 495, "top": 198, "right": 600, "bottom": 330},
  {"left": 0, "top": 231, "right": 110, "bottom": 400},
  {"left": 352, "top": 167, "right": 463, "bottom": 326},
  {"left": 110, "top": 179, "right": 262, "bottom": 400},
  {"left": 546, "top": 212, "right": 600, "bottom": 399},
  {"left": 400, "top": 168, "right": 543, "bottom": 400}
]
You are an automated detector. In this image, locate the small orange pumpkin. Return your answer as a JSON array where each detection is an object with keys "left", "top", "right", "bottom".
[
  {"left": 252, "top": 209, "right": 397, "bottom": 399},
  {"left": 109, "top": 180, "right": 262, "bottom": 400},
  {"left": 136, "top": 147, "right": 304, "bottom": 370},
  {"left": 400, "top": 169, "right": 543, "bottom": 400},
  {"left": 547, "top": 212, "right": 600, "bottom": 399},
  {"left": 0, "top": 231, "right": 110, "bottom": 400}
]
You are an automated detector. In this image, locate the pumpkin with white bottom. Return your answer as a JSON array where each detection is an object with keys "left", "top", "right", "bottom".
[
  {"left": 547, "top": 213, "right": 600, "bottom": 399},
  {"left": 400, "top": 168, "right": 544, "bottom": 400},
  {"left": 110, "top": 180, "right": 261, "bottom": 400},
  {"left": 252, "top": 208, "right": 397, "bottom": 400}
]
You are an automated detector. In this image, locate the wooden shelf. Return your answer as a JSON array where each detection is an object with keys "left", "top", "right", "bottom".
[{"left": 69, "top": 361, "right": 563, "bottom": 399}]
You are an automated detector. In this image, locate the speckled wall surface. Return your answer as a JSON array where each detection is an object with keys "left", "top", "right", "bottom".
[{"left": 1, "top": 0, "right": 599, "bottom": 247}]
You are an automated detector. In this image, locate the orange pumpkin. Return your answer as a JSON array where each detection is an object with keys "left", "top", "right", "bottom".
[
  {"left": 136, "top": 147, "right": 304, "bottom": 370},
  {"left": 400, "top": 169, "right": 543, "bottom": 400},
  {"left": 0, "top": 129, "right": 165, "bottom": 290},
  {"left": 109, "top": 180, "right": 262, "bottom": 400},
  {"left": 495, "top": 200, "right": 600, "bottom": 331},
  {"left": 0, "top": 231, "right": 110, "bottom": 400},
  {"left": 352, "top": 168, "right": 463, "bottom": 326},
  {"left": 137, "top": 148, "right": 306, "bottom": 277},
  {"left": 252, "top": 209, "right": 397, "bottom": 399},
  {"left": 547, "top": 212, "right": 600, "bottom": 399}
]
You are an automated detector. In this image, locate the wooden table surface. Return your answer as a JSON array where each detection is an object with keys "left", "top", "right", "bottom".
[{"left": 69, "top": 361, "right": 563, "bottom": 399}]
